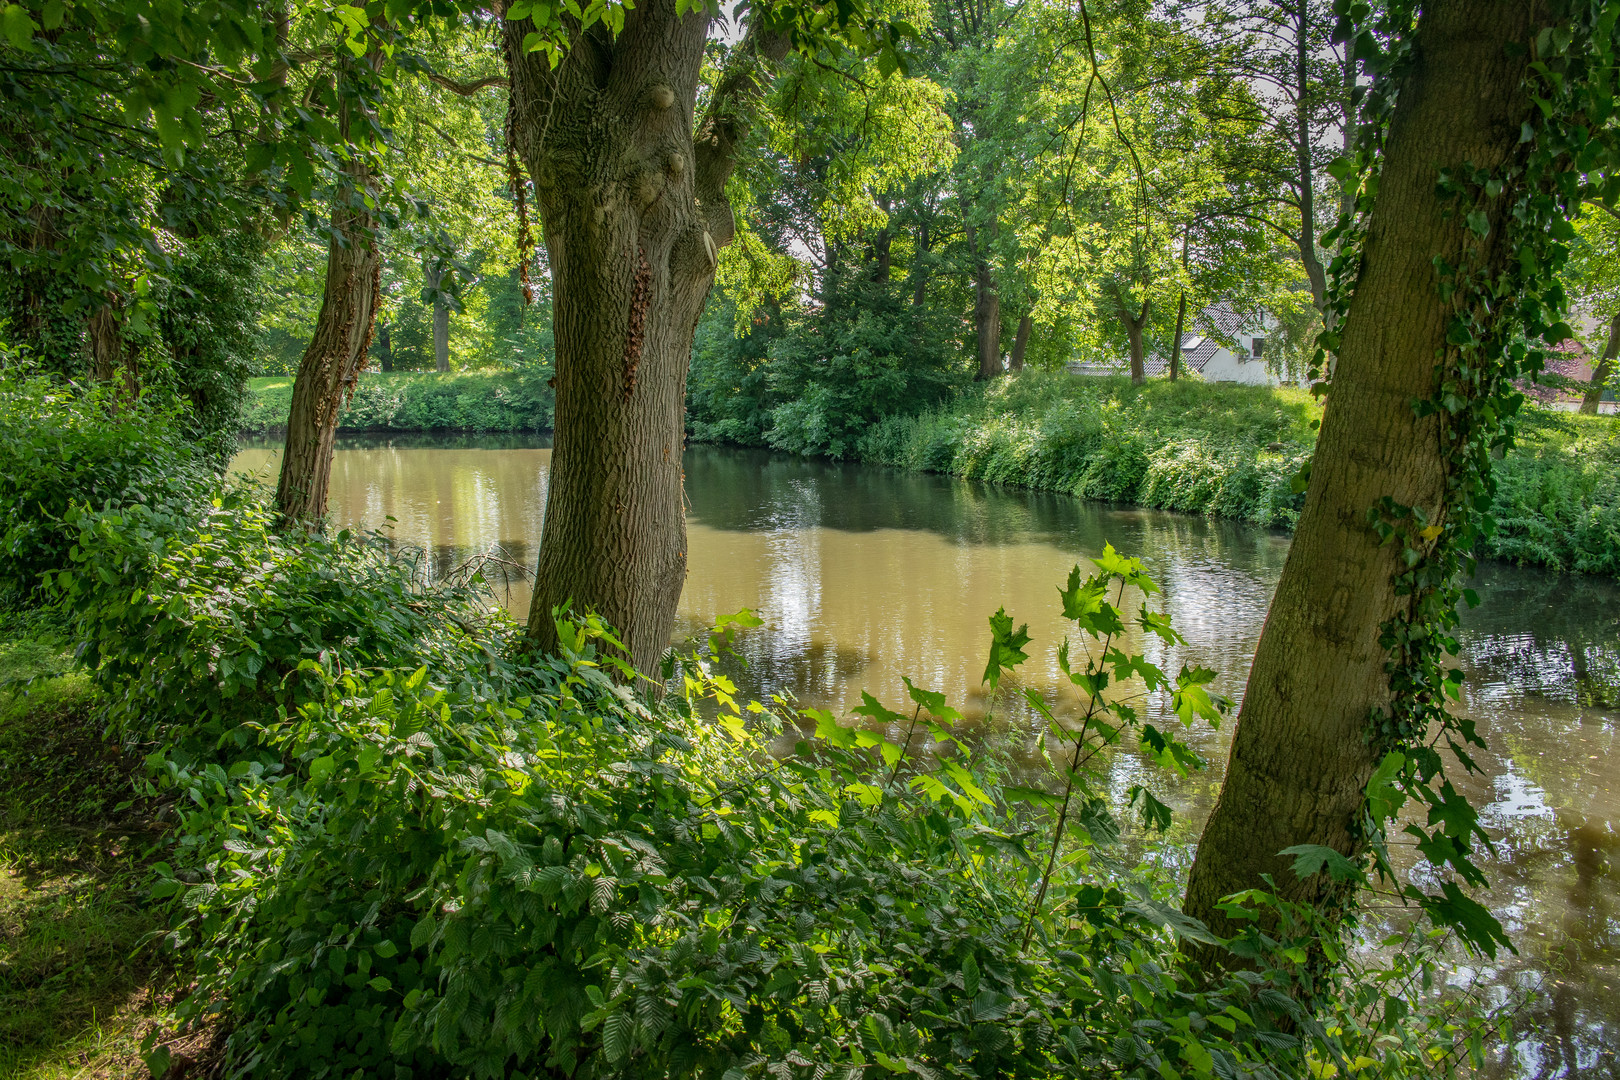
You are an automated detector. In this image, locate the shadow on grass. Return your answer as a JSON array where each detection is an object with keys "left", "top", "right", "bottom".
[{"left": 0, "top": 610, "right": 221, "bottom": 1079}]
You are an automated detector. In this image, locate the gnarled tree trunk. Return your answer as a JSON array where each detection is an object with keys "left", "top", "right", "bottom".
[
  {"left": 1184, "top": 0, "right": 1550, "bottom": 951},
  {"left": 1579, "top": 310, "right": 1618, "bottom": 415},
  {"left": 275, "top": 81, "right": 382, "bottom": 529},
  {"left": 506, "top": 2, "right": 785, "bottom": 678}
]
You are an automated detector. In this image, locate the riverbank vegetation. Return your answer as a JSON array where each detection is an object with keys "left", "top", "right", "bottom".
[
  {"left": 4, "top": 0, "right": 1620, "bottom": 1076},
  {"left": 0, "top": 375, "right": 1505, "bottom": 1079},
  {"left": 240, "top": 372, "right": 554, "bottom": 436}
]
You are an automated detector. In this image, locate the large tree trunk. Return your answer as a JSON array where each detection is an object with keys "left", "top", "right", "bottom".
[
  {"left": 426, "top": 260, "right": 451, "bottom": 373},
  {"left": 506, "top": 2, "right": 785, "bottom": 678},
  {"left": 274, "top": 80, "right": 382, "bottom": 528},
  {"left": 1184, "top": 0, "right": 1548, "bottom": 950},
  {"left": 967, "top": 222, "right": 1002, "bottom": 380},
  {"left": 1579, "top": 311, "right": 1618, "bottom": 415},
  {"left": 1009, "top": 314, "right": 1031, "bottom": 372}
]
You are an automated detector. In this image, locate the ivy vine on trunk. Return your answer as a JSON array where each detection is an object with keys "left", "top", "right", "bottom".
[{"left": 1185, "top": 0, "right": 1620, "bottom": 964}]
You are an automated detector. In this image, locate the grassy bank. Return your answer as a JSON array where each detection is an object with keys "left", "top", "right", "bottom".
[
  {"left": 859, "top": 373, "right": 1319, "bottom": 529},
  {"left": 0, "top": 608, "right": 202, "bottom": 1080},
  {"left": 240, "top": 370, "right": 554, "bottom": 435},
  {"left": 855, "top": 371, "right": 1620, "bottom": 575}
]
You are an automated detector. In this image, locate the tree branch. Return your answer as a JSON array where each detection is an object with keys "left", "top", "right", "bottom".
[
  {"left": 693, "top": 19, "right": 792, "bottom": 243},
  {"left": 426, "top": 72, "right": 509, "bottom": 96}
]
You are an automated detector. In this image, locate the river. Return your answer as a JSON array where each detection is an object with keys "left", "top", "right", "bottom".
[{"left": 234, "top": 434, "right": 1620, "bottom": 1076}]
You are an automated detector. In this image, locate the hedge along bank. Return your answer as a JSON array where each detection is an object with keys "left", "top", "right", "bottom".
[
  {"left": 240, "top": 370, "right": 555, "bottom": 435},
  {"left": 0, "top": 376, "right": 1506, "bottom": 1079}
]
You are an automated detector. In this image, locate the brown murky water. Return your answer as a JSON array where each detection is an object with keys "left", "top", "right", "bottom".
[{"left": 234, "top": 435, "right": 1620, "bottom": 1076}]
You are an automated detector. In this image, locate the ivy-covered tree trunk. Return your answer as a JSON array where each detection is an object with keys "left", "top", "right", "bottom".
[
  {"left": 1183, "top": 0, "right": 1548, "bottom": 948},
  {"left": 505, "top": 3, "right": 785, "bottom": 677},
  {"left": 86, "top": 303, "right": 138, "bottom": 399},
  {"left": 1579, "top": 310, "right": 1618, "bottom": 415},
  {"left": 274, "top": 95, "right": 381, "bottom": 528}
]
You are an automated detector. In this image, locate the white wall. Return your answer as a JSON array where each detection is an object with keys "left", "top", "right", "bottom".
[{"left": 1201, "top": 346, "right": 1279, "bottom": 386}]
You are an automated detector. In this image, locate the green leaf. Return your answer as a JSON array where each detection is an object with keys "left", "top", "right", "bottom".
[
  {"left": 982, "top": 607, "right": 1030, "bottom": 691},
  {"left": 603, "top": 1010, "right": 634, "bottom": 1062},
  {"left": 0, "top": 4, "right": 37, "bottom": 49},
  {"left": 1280, "top": 844, "right": 1364, "bottom": 884},
  {"left": 1127, "top": 785, "right": 1172, "bottom": 832}
]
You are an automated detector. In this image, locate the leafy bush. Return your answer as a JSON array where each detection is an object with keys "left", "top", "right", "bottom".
[
  {"left": 689, "top": 279, "right": 965, "bottom": 459},
  {"left": 0, "top": 375, "right": 210, "bottom": 600},
  {"left": 51, "top": 490, "right": 509, "bottom": 754},
  {"left": 1484, "top": 409, "right": 1620, "bottom": 574},
  {"left": 241, "top": 371, "right": 554, "bottom": 434},
  {"left": 0, "top": 371, "right": 1506, "bottom": 1079},
  {"left": 862, "top": 373, "right": 1317, "bottom": 529}
]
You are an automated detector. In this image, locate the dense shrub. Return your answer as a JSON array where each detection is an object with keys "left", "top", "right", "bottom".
[
  {"left": 52, "top": 491, "right": 506, "bottom": 754},
  {"left": 1483, "top": 409, "right": 1620, "bottom": 574},
  {"left": 241, "top": 371, "right": 554, "bottom": 434},
  {"left": 862, "top": 373, "right": 1317, "bottom": 529},
  {"left": 0, "top": 375, "right": 210, "bottom": 600},
  {"left": 689, "top": 278, "right": 966, "bottom": 459}
]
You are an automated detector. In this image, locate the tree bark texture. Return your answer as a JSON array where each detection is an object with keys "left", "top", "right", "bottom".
[
  {"left": 426, "top": 260, "right": 451, "bottom": 372},
  {"left": 274, "top": 88, "right": 382, "bottom": 528},
  {"left": 1112, "top": 285, "right": 1150, "bottom": 386},
  {"left": 1579, "top": 310, "right": 1618, "bottom": 415},
  {"left": 1009, "top": 313, "right": 1031, "bottom": 372},
  {"left": 86, "top": 303, "right": 139, "bottom": 399},
  {"left": 967, "top": 222, "right": 1001, "bottom": 380},
  {"left": 1183, "top": 0, "right": 1550, "bottom": 948},
  {"left": 506, "top": 1, "right": 785, "bottom": 678}
]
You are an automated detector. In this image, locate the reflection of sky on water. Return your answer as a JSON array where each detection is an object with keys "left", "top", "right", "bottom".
[{"left": 232, "top": 436, "right": 1620, "bottom": 1077}]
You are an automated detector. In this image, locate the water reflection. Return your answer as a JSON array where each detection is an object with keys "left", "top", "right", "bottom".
[{"left": 233, "top": 435, "right": 1620, "bottom": 1074}]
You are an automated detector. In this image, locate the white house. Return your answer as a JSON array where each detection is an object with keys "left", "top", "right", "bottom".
[{"left": 1069, "top": 301, "right": 1283, "bottom": 385}]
